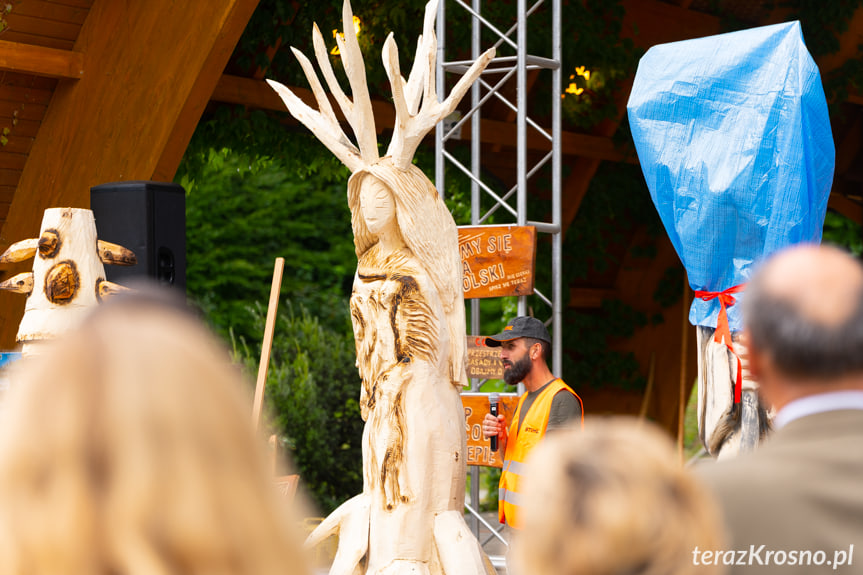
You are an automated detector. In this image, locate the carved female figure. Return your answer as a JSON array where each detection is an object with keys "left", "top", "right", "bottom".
[
  {"left": 267, "top": 1, "right": 495, "bottom": 573},
  {"left": 347, "top": 162, "right": 475, "bottom": 574}
]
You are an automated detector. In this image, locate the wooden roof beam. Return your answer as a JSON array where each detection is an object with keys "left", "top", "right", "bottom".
[{"left": 0, "top": 40, "right": 83, "bottom": 79}]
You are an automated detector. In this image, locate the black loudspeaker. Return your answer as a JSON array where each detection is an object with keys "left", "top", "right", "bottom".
[{"left": 90, "top": 181, "right": 186, "bottom": 291}]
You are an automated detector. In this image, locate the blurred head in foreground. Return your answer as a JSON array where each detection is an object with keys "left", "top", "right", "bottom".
[
  {"left": 0, "top": 287, "right": 309, "bottom": 575},
  {"left": 510, "top": 417, "right": 724, "bottom": 575}
]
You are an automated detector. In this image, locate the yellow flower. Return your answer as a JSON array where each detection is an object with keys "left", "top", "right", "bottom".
[
  {"left": 330, "top": 16, "right": 363, "bottom": 56},
  {"left": 565, "top": 83, "right": 584, "bottom": 96}
]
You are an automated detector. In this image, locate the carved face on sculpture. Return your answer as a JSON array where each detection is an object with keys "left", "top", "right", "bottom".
[{"left": 359, "top": 177, "right": 396, "bottom": 236}]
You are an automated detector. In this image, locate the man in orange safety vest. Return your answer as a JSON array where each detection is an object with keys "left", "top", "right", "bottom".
[{"left": 482, "top": 316, "right": 583, "bottom": 530}]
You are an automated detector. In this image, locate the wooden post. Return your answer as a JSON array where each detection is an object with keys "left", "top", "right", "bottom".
[
  {"left": 678, "top": 276, "right": 689, "bottom": 462},
  {"left": 252, "top": 257, "right": 284, "bottom": 430},
  {"left": 638, "top": 352, "right": 656, "bottom": 421}
]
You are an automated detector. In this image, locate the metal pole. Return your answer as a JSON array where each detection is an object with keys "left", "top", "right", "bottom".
[
  {"left": 435, "top": 0, "right": 446, "bottom": 198},
  {"left": 470, "top": 0, "right": 482, "bottom": 387},
  {"left": 516, "top": 0, "right": 527, "bottom": 319},
  {"left": 468, "top": 0, "right": 482, "bottom": 538},
  {"left": 551, "top": 0, "right": 562, "bottom": 376},
  {"left": 471, "top": 0, "right": 482, "bottom": 349}
]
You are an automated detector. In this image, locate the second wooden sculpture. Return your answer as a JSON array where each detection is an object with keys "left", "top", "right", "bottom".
[{"left": 0, "top": 207, "right": 135, "bottom": 355}]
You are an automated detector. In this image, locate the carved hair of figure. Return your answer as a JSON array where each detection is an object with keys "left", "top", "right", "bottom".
[{"left": 348, "top": 159, "right": 465, "bottom": 384}]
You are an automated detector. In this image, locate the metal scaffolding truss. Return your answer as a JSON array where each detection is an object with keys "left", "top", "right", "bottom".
[
  {"left": 434, "top": 0, "right": 562, "bottom": 556},
  {"left": 435, "top": 0, "right": 562, "bottom": 378}
]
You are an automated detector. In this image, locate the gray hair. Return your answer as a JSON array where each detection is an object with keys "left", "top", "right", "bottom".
[{"left": 743, "top": 263, "right": 863, "bottom": 380}]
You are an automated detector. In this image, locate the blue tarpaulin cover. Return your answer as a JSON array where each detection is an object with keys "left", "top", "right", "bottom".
[{"left": 627, "top": 21, "right": 835, "bottom": 331}]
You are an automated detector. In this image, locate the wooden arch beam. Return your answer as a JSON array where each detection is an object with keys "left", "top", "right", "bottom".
[{"left": 0, "top": 0, "right": 260, "bottom": 348}]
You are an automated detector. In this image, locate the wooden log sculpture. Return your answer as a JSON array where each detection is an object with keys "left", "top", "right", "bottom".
[
  {"left": 268, "top": 1, "right": 495, "bottom": 574},
  {"left": 0, "top": 207, "right": 135, "bottom": 355},
  {"left": 696, "top": 327, "right": 770, "bottom": 459}
]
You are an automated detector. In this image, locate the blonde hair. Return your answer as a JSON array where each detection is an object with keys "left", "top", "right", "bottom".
[
  {"left": 511, "top": 417, "right": 724, "bottom": 575},
  {"left": 0, "top": 290, "right": 310, "bottom": 575},
  {"left": 348, "top": 158, "right": 466, "bottom": 385}
]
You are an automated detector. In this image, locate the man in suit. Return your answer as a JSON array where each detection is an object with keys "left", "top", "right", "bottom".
[{"left": 697, "top": 244, "right": 863, "bottom": 574}]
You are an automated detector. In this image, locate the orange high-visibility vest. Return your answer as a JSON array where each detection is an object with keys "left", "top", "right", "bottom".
[{"left": 498, "top": 379, "right": 583, "bottom": 528}]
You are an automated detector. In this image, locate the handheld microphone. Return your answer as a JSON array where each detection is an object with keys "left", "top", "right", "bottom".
[{"left": 489, "top": 393, "right": 500, "bottom": 452}]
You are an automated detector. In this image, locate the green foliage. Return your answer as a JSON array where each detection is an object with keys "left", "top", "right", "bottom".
[
  {"left": 179, "top": 110, "right": 351, "bottom": 189},
  {"left": 563, "top": 300, "right": 648, "bottom": 392},
  {"left": 559, "top": 0, "right": 642, "bottom": 129},
  {"left": 653, "top": 266, "right": 685, "bottom": 309},
  {"left": 558, "top": 161, "right": 665, "bottom": 392},
  {"left": 236, "top": 0, "right": 432, "bottom": 100},
  {"left": 823, "top": 55, "right": 863, "bottom": 118},
  {"left": 822, "top": 209, "right": 863, "bottom": 255},
  {"left": 564, "top": 162, "right": 662, "bottom": 282},
  {"left": 782, "top": 0, "right": 863, "bottom": 58},
  {"left": 682, "top": 382, "right": 705, "bottom": 461},
  {"left": 183, "top": 147, "right": 355, "bottom": 343},
  {"left": 232, "top": 304, "right": 363, "bottom": 514},
  {"left": 715, "top": 1, "right": 863, "bottom": 116},
  {"left": 474, "top": 466, "right": 502, "bottom": 512}
]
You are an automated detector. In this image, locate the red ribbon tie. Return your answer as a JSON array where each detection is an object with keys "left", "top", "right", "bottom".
[{"left": 694, "top": 284, "right": 746, "bottom": 403}]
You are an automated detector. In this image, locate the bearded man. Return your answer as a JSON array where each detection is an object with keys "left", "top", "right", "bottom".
[{"left": 482, "top": 316, "right": 583, "bottom": 530}]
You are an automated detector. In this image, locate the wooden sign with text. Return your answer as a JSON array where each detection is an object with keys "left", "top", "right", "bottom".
[
  {"left": 465, "top": 336, "right": 505, "bottom": 380},
  {"left": 461, "top": 392, "right": 520, "bottom": 467},
  {"left": 459, "top": 225, "right": 536, "bottom": 299}
]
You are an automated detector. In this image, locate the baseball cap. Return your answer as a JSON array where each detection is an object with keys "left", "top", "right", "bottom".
[{"left": 485, "top": 316, "right": 551, "bottom": 347}]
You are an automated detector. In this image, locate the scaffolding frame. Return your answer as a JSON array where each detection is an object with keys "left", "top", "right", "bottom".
[{"left": 434, "top": 0, "right": 562, "bottom": 553}]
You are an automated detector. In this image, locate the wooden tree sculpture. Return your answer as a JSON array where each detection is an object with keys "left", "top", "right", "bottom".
[
  {"left": 0, "top": 207, "right": 135, "bottom": 355},
  {"left": 268, "top": 1, "right": 495, "bottom": 573}
]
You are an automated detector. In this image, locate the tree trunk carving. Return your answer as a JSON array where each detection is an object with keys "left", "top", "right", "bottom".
[{"left": 0, "top": 207, "right": 136, "bottom": 355}]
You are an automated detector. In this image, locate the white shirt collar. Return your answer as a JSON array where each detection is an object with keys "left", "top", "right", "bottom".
[{"left": 773, "top": 390, "right": 863, "bottom": 429}]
